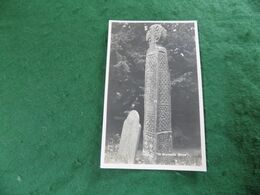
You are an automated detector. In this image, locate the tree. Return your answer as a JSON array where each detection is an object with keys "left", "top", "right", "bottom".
[{"left": 106, "top": 22, "right": 201, "bottom": 148}]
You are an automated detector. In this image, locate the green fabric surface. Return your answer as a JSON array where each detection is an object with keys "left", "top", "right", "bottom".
[{"left": 0, "top": 0, "right": 259, "bottom": 194}]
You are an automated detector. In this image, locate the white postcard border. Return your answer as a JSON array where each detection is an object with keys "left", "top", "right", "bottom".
[{"left": 100, "top": 20, "right": 207, "bottom": 172}]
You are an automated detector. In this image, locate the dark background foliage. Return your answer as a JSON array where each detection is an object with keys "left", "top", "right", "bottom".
[{"left": 106, "top": 22, "right": 201, "bottom": 149}]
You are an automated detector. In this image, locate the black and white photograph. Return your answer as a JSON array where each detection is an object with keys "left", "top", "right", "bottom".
[{"left": 100, "top": 20, "right": 206, "bottom": 171}]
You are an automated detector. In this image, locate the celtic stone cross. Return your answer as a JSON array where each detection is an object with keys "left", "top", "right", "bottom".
[{"left": 143, "top": 24, "right": 173, "bottom": 163}]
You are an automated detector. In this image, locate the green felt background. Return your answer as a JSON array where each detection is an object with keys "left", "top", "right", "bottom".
[{"left": 0, "top": 0, "right": 259, "bottom": 194}]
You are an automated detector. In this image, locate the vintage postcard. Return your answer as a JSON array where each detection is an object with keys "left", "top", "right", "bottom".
[{"left": 100, "top": 20, "right": 206, "bottom": 171}]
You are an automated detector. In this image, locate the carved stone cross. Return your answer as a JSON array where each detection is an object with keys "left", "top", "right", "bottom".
[{"left": 143, "top": 24, "right": 173, "bottom": 163}]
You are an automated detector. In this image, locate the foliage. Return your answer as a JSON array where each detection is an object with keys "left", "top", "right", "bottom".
[
  {"left": 106, "top": 23, "right": 201, "bottom": 148},
  {"left": 105, "top": 134, "right": 202, "bottom": 166}
]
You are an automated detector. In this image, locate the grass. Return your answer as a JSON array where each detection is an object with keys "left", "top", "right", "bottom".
[{"left": 105, "top": 134, "right": 202, "bottom": 166}]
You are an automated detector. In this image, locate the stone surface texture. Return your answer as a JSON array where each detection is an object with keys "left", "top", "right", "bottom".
[
  {"left": 143, "top": 24, "right": 173, "bottom": 163},
  {"left": 118, "top": 110, "right": 141, "bottom": 164}
]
